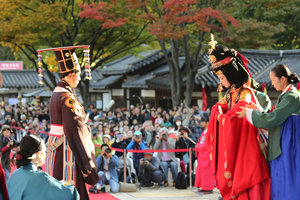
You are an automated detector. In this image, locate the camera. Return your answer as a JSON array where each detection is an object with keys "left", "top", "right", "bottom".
[
  {"left": 162, "top": 134, "right": 167, "bottom": 139},
  {"left": 1, "top": 135, "right": 20, "bottom": 148},
  {"left": 183, "top": 103, "right": 185, "bottom": 108},
  {"left": 121, "top": 140, "right": 127, "bottom": 149},
  {"left": 142, "top": 158, "right": 148, "bottom": 165},
  {"left": 10, "top": 139, "right": 20, "bottom": 148},
  {"left": 136, "top": 135, "right": 141, "bottom": 140},
  {"left": 103, "top": 147, "right": 111, "bottom": 156},
  {"left": 181, "top": 132, "right": 184, "bottom": 136},
  {"left": 105, "top": 148, "right": 111, "bottom": 154}
]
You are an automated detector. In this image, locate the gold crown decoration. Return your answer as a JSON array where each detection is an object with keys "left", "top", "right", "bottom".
[
  {"left": 208, "top": 33, "right": 218, "bottom": 63},
  {"left": 208, "top": 33, "right": 218, "bottom": 54}
]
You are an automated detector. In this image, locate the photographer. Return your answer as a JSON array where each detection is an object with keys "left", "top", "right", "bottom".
[
  {"left": 111, "top": 133, "right": 129, "bottom": 157},
  {"left": 126, "top": 131, "right": 147, "bottom": 184},
  {"left": 188, "top": 116, "right": 203, "bottom": 142},
  {"left": 138, "top": 150, "right": 165, "bottom": 189},
  {"left": 175, "top": 126, "right": 196, "bottom": 174},
  {"left": 153, "top": 128, "right": 178, "bottom": 187},
  {"left": 0, "top": 125, "right": 19, "bottom": 182},
  {"left": 95, "top": 144, "right": 120, "bottom": 193},
  {"left": 91, "top": 128, "right": 103, "bottom": 158}
]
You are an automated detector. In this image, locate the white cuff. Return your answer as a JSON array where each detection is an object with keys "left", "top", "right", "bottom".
[{"left": 246, "top": 109, "right": 254, "bottom": 125}]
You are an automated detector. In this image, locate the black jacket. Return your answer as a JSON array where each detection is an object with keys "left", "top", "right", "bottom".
[{"left": 175, "top": 134, "right": 196, "bottom": 161}]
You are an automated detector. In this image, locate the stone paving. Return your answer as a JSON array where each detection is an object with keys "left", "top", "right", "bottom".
[{"left": 109, "top": 185, "right": 222, "bottom": 200}]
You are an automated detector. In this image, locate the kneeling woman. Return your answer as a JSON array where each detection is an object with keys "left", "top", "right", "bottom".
[{"left": 7, "top": 135, "right": 79, "bottom": 200}]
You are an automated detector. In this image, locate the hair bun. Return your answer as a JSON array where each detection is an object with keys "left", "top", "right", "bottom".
[{"left": 289, "top": 73, "right": 300, "bottom": 84}]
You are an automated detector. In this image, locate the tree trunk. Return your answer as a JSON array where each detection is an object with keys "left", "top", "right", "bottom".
[{"left": 185, "top": 69, "right": 196, "bottom": 107}]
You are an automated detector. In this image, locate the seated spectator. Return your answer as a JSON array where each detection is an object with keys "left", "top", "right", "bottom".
[
  {"left": 138, "top": 149, "right": 165, "bottom": 189},
  {"left": 162, "top": 113, "right": 172, "bottom": 128},
  {"left": 131, "top": 107, "right": 144, "bottom": 124},
  {"left": 154, "top": 113, "right": 163, "bottom": 125},
  {"left": 118, "top": 121, "right": 124, "bottom": 133},
  {"left": 86, "top": 103, "right": 94, "bottom": 115},
  {"left": 103, "top": 135, "right": 113, "bottom": 147},
  {"left": 153, "top": 128, "right": 178, "bottom": 187},
  {"left": 0, "top": 125, "right": 18, "bottom": 182},
  {"left": 89, "top": 108, "right": 98, "bottom": 121},
  {"left": 4, "top": 115, "right": 12, "bottom": 126},
  {"left": 175, "top": 126, "right": 196, "bottom": 174},
  {"left": 126, "top": 131, "right": 147, "bottom": 184},
  {"left": 92, "top": 128, "right": 103, "bottom": 158},
  {"left": 96, "top": 124, "right": 104, "bottom": 137},
  {"left": 127, "top": 130, "right": 133, "bottom": 142},
  {"left": 7, "top": 135, "right": 79, "bottom": 200},
  {"left": 38, "top": 110, "right": 50, "bottom": 122},
  {"left": 20, "top": 114, "right": 27, "bottom": 124},
  {"left": 122, "top": 125, "right": 129, "bottom": 138},
  {"left": 95, "top": 144, "right": 120, "bottom": 193}
]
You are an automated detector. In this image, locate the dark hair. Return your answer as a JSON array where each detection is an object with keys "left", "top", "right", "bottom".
[
  {"left": 271, "top": 64, "right": 300, "bottom": 84},
  {"left": 101, "top": 143, "right": 109, "bottom": 150},
  {"left": 16, "top": 135, "right": 43, "bottom": 168}
]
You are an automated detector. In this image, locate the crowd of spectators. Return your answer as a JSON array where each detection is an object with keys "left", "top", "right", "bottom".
[{"left": 0, "top": 100, "right": 211, "bottom": 192}]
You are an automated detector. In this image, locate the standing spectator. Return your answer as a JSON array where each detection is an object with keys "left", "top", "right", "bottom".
[
  {"left": 14, "top": 106, "right": 22, "bottom": 122},
  {"left": 102, "top": 135, "right": 113, "bottom": 147},
  {"left": 178, "top": 103, "right": 193, "bottom": 126},
  {"left": 4, "top": 106, "right": 13, "bottom": 118},
  {"left": 153, "top": 128, "right": 178, "bottom": 187},
  {"left": 142, "top": 123, "right": 156, "bottom": 149},
  {"left": 189, "top": 117, "right": 203, "bottom": 142},
  {"left": 175, "top": 126, "right": 196, "bottom": 174},
  {"left": 111, "top": 134, "right": 129, "bottom": 157},
  {"left": 95, "top": 144, "right": 120, "bottom": 193},
  {"left": 138, "top": 150, "right": 165, "bottom": 189},
  {"left": 126, "top": 131, "right": 147, "bottom": 184}
]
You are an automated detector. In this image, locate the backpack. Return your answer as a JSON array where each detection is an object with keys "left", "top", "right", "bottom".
[{"left": 175, "top": 172, "right": 188, "bottom": 189}]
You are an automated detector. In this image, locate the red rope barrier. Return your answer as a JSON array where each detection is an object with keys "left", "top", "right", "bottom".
[{"left": 0, "top": 123, "right": 49, "bottom": 135}]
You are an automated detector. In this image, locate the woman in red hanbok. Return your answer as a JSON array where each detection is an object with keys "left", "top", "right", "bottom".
[
  {"left": 195, "top": 114, "right": 214, "bottom": 194},
  {"left": 205, "top": 35, "right": 270, "bottom": 200}
]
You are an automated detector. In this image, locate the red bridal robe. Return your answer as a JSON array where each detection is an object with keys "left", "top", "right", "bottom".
[
  {"left": 206, "top": 85, "right": 270, "bottom": 200},
  {"left": 195, "top": 129, "right": 214, "bottom": 190}
]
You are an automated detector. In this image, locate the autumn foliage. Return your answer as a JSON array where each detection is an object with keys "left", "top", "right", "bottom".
[{"left": 79, "top": 0, "right": 240, "bottom": 40}]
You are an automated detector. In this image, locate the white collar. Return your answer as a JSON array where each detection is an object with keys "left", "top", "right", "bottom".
[{"left": 281, "top": 84, "right": 293, "bottom": 95}]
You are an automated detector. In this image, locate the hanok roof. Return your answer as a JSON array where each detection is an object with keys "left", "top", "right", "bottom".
[
  {"left": 122, "top": 57, "right": 185, "bottom": 89},
  {"left": 101, "top": 50, "right": 166, "bottom": 76},
  {"left": 1, "top": 69, "right": 59, "bottom": 89},
  {"left": 90, "top": 75, "right": 123, "bottom": 90}
]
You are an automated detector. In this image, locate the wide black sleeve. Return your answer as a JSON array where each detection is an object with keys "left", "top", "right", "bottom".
[{"left": 62, "top": 96, "right": 99, "bottom": 185}]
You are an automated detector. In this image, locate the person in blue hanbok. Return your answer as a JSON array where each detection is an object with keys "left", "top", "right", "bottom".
[
  {"left": 237, "top": 64, "right": 300, "bottom": 200},
  {"left": 7, "top": 135, "right": 79, "bottom": 200}
]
